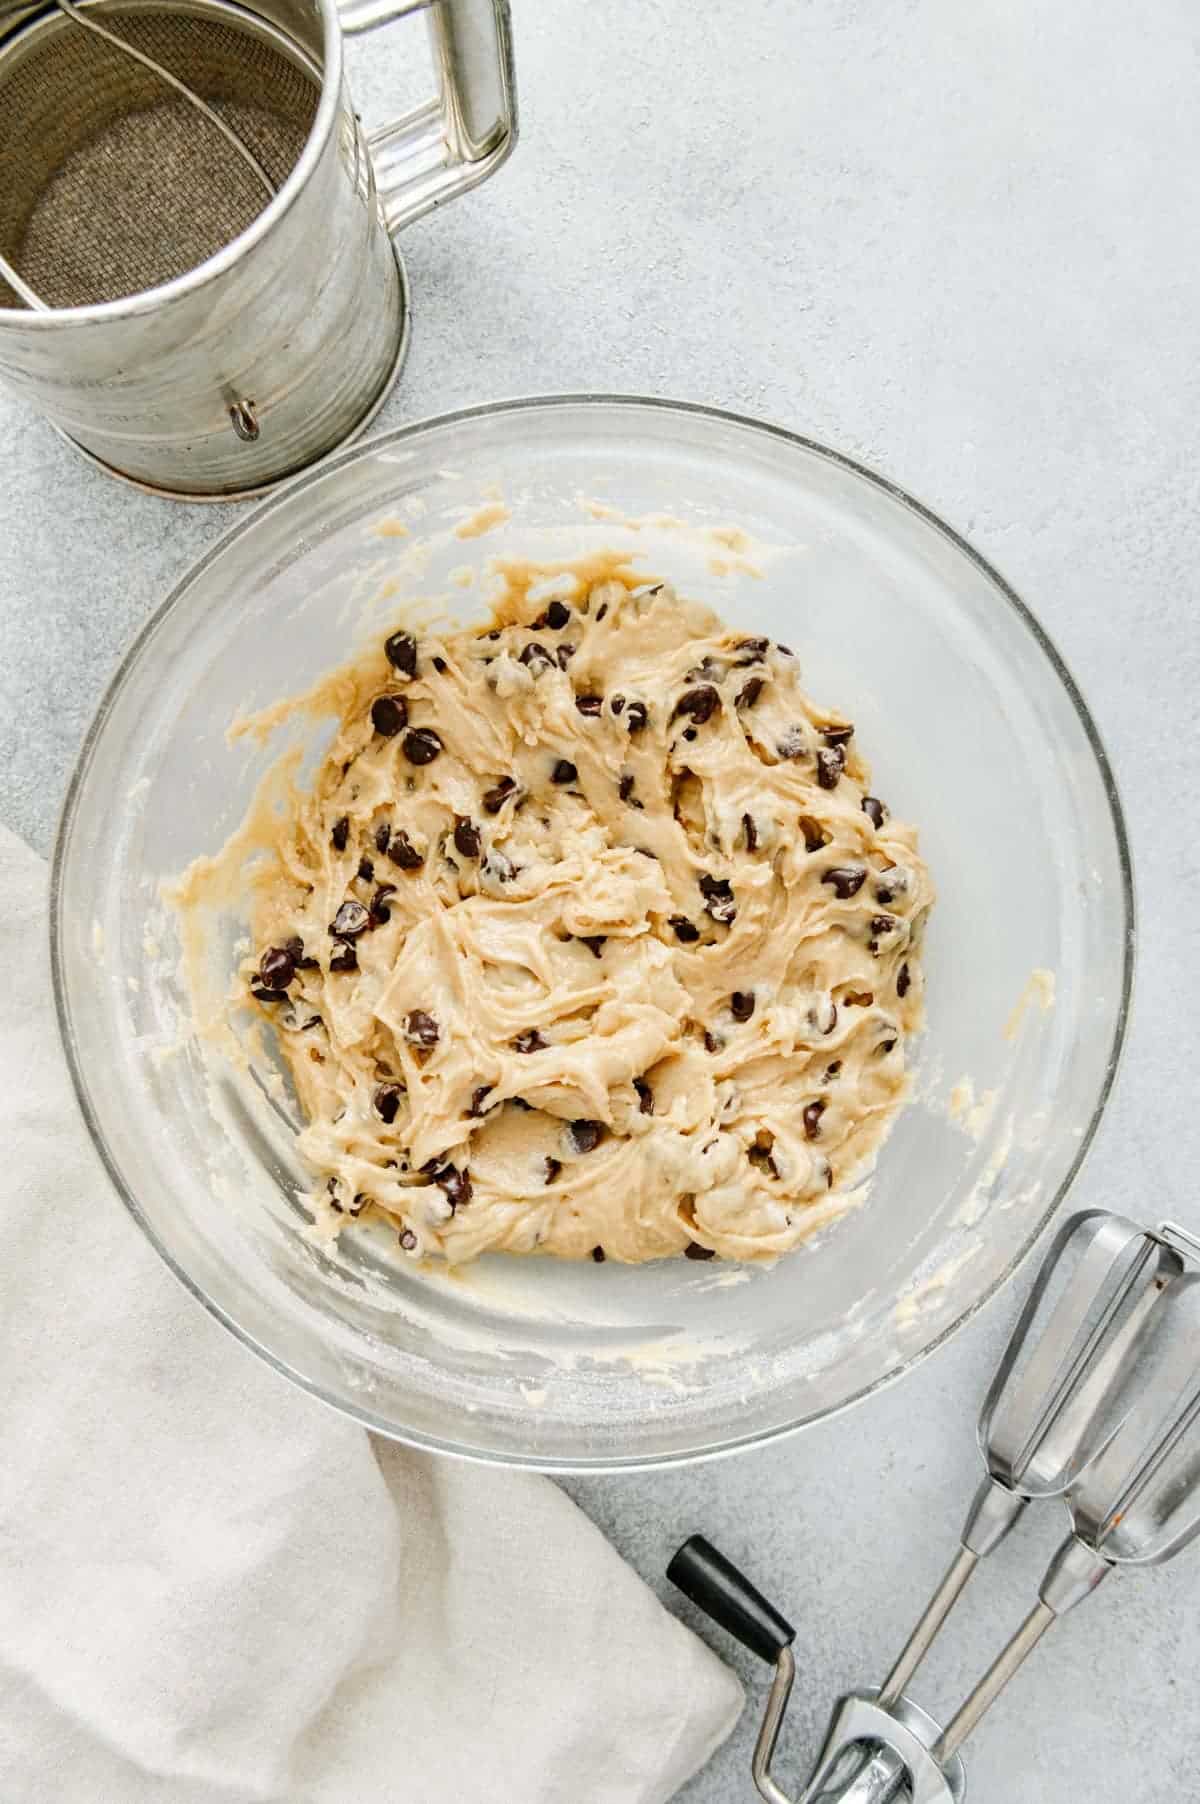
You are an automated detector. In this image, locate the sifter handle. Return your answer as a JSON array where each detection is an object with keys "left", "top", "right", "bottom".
[
  {"left": 668, "top": 1535, "right": 796, "bottom": 1665},
  {"left": 338, "top": 0, "right": 517, "bottom": 233}
]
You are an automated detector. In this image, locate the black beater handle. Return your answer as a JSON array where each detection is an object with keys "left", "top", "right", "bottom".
[{"left": 668, "top": 1534, "right": 795, "bottom": 1665}]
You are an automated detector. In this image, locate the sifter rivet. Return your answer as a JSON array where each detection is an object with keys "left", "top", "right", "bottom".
[{"left": 229, "top": 400, "right": 260, "bottom": 442}]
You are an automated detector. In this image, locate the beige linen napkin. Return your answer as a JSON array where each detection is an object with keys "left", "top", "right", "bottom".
[{"left": 0, "top": 824, "right": 741, "bottom": 1803}]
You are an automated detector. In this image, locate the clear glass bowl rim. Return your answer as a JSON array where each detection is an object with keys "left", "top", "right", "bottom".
[{"left": 49, "top": 393, "right": 1136, "bottom": 1470}]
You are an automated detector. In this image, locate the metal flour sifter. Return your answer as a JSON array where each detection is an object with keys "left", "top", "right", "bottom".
[
  {"left": 670, "top": 1210, "right": 1200, "bottom": 1803},
  {"left": 0, "top": 0, "right": 516, "bottom": 496}
]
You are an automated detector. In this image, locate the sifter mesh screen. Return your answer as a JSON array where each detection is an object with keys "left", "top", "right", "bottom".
[{"left": 0, "top": 8, "right": 319, "bottom": 308}]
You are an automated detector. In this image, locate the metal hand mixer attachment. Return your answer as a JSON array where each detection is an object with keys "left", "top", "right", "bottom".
[{"left": 669, "top": 1211, "right": 1200, "bottom": 1803}]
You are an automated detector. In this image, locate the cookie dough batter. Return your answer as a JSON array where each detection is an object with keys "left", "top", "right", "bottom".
[{"left": 237, "top": 559, "right": 933, "bottom": 1263}]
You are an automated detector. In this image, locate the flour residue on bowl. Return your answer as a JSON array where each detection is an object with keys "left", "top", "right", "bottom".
[
  {"left": 1004, "top": 968, "right": 1056, "bottom": 1042},
  {"left": 575, "top": 495, "right": 790, "bottom": 580},
  {"left": 948, "top": 1076, "right": 998, "bottom": 1142},
  {"left": 455, "top": 501, "right": 512, "bottom": 539}
]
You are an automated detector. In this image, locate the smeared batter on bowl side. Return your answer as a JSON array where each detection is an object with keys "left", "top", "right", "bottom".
[{"left": 237, "top": 557, "right": 933, "bottom": 1263}]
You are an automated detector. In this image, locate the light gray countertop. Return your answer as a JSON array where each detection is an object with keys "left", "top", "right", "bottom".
[{"left": 2, "top": 1, "right": 1197, "bottom": 1798}]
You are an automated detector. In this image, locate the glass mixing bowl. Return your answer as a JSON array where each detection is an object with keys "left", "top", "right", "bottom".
[{"left": 52, "top": 397, "right": 1132, "bottom": 1469}]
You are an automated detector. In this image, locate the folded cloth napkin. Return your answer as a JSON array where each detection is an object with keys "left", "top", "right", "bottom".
[{"left": 0, "top": 824, "right": 741, "bottom": 1803}]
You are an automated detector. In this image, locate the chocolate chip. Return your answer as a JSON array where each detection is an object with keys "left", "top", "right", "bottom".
[
  {"left": 374, "top": 822, "right": 390, "bottom": 855},
  {"left": 486, "top": 850, "right": 517, "bottom": 883},
  {"left": 633, "top": 1077, "right": 654, "bottom": 1115},
  {"left": 251, "top": 985, "right": 290, "bottom": 1005},
  {"left": 551, "top": 759, "right": 577, "bottom": 785},
  {"left": 610, "top": 694, "right": 625, "bottom": 715},
  {"left": 625, "top": 701, "right": 649, "bottom": 734},
  {"left": 862, "top": 796, "right": 887, "bottom": 829},
  {"left": 704, "top": 1030, "right": 722, "bottom": 1053},
  {"left": 825, "top": 1059, "right": 843, "bottom": 1079},
  {"left": 736, "top": 676, "right": 764, "bottom": 709},
  {"left": 285, "top": 936, "right": 319, "bottom": 970},
  {"left": 591, "top": 1244, "right": 606, "bottom": 1261},
  {"left": 618, "top": 774, "right": 636, "bottom": 804},
  {"left": 469, "top": 1084, "right": 495, "bottom": 1116},
  {"left": 569, "top": 1119, "right": 605, "bottom": 1154},
  {"left": 432, "top": 655, "right": 448, "bottom": 674},
  {"left": 259, "top": 945, "right": 297, "bottom": 989},
  {"left": 453, "top": 818, "right": 482, "bottom": 858},
  {"left": 437, "top": 1165, "right": 472, "bottom": 1209},
  {"left": 374, "top": 1082, "right": 403, "bottom": 1123},
  {"left": 742, "top": 813, "right": 759, "bottom": 852},
  {"left": 482, "top": 776, "right": 517, "bottom": 813},
  {"left": 556, "top": 643, "right": 576, "bottom": 669},
  {"left": 357, "top": 855, "right": 375, "bottom": 882},
  {"left": 388, "top": 829, "right": 424, "bottom": 871},
  {"left": 673, "top": 685, "right": 719, "bottom": 725},
  {"left": 777, "top": 643, "right": 795, "bottom": 657},
  {"left": 512, "top": 1029, "right": 547, "bottom": 1053},
  {"left": 699, "top": 874, "right": 736, "bottom": 924},
  {"left": 730, "top": 990, "right": 755, "bottom": 1022},
  {"left": 685, "top": 1241, "right": 716, "bottom": 1260},
  {"left": 510, "top": 1097, "right": 532, "bottom": 1110},
  {"left": 575, "top": 694, "right": 603, "bottom": 717},
  {"left": 798, "top": 816, "right": 827, "bottom": 854},
  {"left": 822, "top": 866, "right": 867, "bottom": 900},
  {"left": 699, "top": 873, "right": 732, "bottom": 898},
  {"left": 816, "top": 746, "right": 846, "bottom": 790},
  {"left": 777, "top": 726, "right": 807, "bottom": 760},
  {"left": 683, "top": 728, "right": 697, "bottom": 743},
  {"left": 878, "top": 1037, "right": 898, "bottom": 1056},
  {"left": 403, "top": 727, "right": 443, "bottom": 765},
  {"left": 371, "top": 694, "right": 409, "bottom": 737},
  {"left": 329, "top": 943, "right": 358, "bottom": 973},
  {"left": 822, "top": 723, "right": 854, "bottom": 746},
  {"left": 519, "top": 641, "right": 554, "bottom": 671},
  {"left": 399, "top": 1228, "right": 419, "bottom": 1252},
  {"left": 808, "top": 997, "right": 839, "bottom": 1035},
  {"left": 331, "top": 816, "right": 349, "bottom": 852},
  {"left": 803, "top": 1098, "right": 826, "bottom": 1140},
  {"left": 370, "top": 884, "right": 396, "bottom": 925},
  {"left": 748, "top": 1131, "right": 778, "bottom": 1177},
  {"left": 868, "top": 914, "right": 897, "bottom": 954},
  {"left": 384, "top": 630, "right": 417, "bottom": 676},
  {"left": 545, "top": 599, "right": 571, "bottom": 629},
  {"left": 405, "top": 1009, "right": 440, "bottom": 1047},
  {"left": 734, "top": 635, "right": 769, "bottom": 660},
  {"left": 579, "top": 935, "right": 606, "bottom": 958},
  {"left": 544, "top": 1156, "right": 563, "bottom": 1183},
  {"left": 897, "top": 962, "right": 911, "bottom": 998},
  {"left": 595, "top": 601, "right": 609, "bottom": 621},
  {"left": 875, "top": 880, "right": 901, "bottom": 905},
  {"left": 330, "top": 899, "right": 370, "bottom": 938},
  {"left": 669, "top": 915, "right": 700, "bottom": 943},
  {"left": 348, "top": 1193, "right": 369, "bottom": 1217}
]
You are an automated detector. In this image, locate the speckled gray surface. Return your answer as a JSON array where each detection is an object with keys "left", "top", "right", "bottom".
[{"left": 2, "top": 1, "right": 1198, "bottom": 1798}]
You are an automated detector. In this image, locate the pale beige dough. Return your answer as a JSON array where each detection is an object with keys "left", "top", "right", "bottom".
[{"left": 230, "top": 557, "right": 933, "bottom": 1264}]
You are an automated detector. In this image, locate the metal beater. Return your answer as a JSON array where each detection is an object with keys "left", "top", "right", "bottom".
[{"left": 669, "top": 1211, "right": 1200, "bottom": 1804}]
